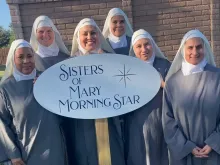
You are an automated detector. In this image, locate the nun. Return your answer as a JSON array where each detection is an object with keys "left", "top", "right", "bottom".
[
  {"left": 124, "top": 29, "right": 170, "bottom": 165},
  {"left": 30, "top": 15, "right": 70, "bottom": 72},
  {"left": 162, "top": 29, "right": 220, "bottom": 165},
  {"left": 0, "top": 39, "right": 66, "bottom": 165},
  {"left": 102, "top": 8, "right": 133, "bottom": 55},
  {"left": 0, "top": 135, "right": 9, "bottom": 165},
  {"left": 64, "top": 18, "right": 125, "bottom": 165}
]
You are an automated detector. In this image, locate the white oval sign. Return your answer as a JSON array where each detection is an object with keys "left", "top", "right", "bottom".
[{"left": 34, "top": 54, "right": 161, "bottom": 119}]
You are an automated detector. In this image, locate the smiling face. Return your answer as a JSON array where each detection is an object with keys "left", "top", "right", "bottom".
[
  {"left": 133, "top": 38, "right": 153, "bottom": 61},
  {"left": 14, "top": 47, "right": 35, "bottom": 74},
  {"left": 79, "top": 25, "right": 99, "bottom": 51},
  {"left": 36, "top": 26, "right": 55, "bottom": 47},
  {"left": 110, "top": 15, "right": 125, "bottom": 37},
  {"left": 184, "top": 37, "right": 204, "bottom": 65}
]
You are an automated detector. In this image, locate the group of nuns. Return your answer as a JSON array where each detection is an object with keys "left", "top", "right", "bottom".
[{"left": 0, "top": 7, "right": 219, "bottom": 165}]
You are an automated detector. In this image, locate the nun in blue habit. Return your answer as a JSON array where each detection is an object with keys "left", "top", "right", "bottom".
[
  {"left": 102, "top": 8, "right": 133, "bottom": 55},
  {"left": 124, "top": 29, "right": 170, "bottom": 165}
]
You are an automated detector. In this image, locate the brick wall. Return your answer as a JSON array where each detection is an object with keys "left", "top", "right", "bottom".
[
  {"left": 6, "top": 0, "right": 220, "bottom": 66},
  {"left": 7, "top": 0, "right": 132, "bottom": 50},
  {"left": 132, "top": 0, "right": 220, "bottom": 66},
  {"left": 0, "top": 48, "right": 9, "bottom": 65},
  {"left": 211, "top": 0, "right": 220, "bottom": 66}
]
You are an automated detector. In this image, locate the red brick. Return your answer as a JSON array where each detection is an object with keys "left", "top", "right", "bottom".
[
  {"left": 194, "top": 5, "right": 209, "bottom": 10},
  {"left": 122, "top": 1, "right": 132, "bottom": 7},
  {"left": 134, "top": 16, "right": 154, "bottom": 22},
  {"left": 55, "top": 6, "right": 71, "bottom": 12},
  {"left": 187, "top": 22, "right": 203, "bottom": 27},
  {"left": 145, "top": 0, "right": 162, "bottom": 4},
  {"left": 155, "top": 35, "right": 172, "bottom": 41},
  {"left": 145, "top": 3, "right": 171, "bottom": 9},
  {"left": 163, "top": 8, "right": 179, "bottom": 14},
  {"left": 157, "top": 14, "right": 171, "bottom": 19},
  {"left": 179, "top": 17, "right": 195, "bottom": 23},
  {"left": 187, "top": 0, "right": 202, "bottom": 6},
  {"left": 198, "top": 26, "right": 210, "bottom": 32},
  {"left": 202, "top": 10, "right": 210, "bottom": 15},
  {"left": 99, "top": 8, "right": 111, "bottom": 15},
  {"left": 66, "top": 23, "right": 78, "bottom": 29},
  {"left": 67, "top": 34, "right": 73, "bottom": 40},
  {"left": 187, "top": 11, "right": 202, "bottom": 17},
  {"left": 173, "top": 45, "right": 180, "bottom": 50},
  {"left": 157, "top": 41, "right": 165, "bottom": 47},
  {"left": 170, "top": 12, "right": 187, "bottom": 18},
  {"left": 171, "top": 34, "right": 185, "bottom": 40},
  {"left": 72, "top": 5, "right": 90, "bottom": 11},
  {"left": 195, "top": 15, "right": 210, "bottom": 21},
  {"left": 171, "top": 23, "right": 187, "bottom": 29},
  {"left": 65, "top": 29, "right": 74, "bottom": 35},
  {"left": 44, "top": 2, "right": 62, "bottom": 7},
  {"left": 74, "top": 16, "right": 88, "bottom": 23},
  {"left": 137, "top": 20, "right": 162, "bottom": 27},
  {"left": 173, "top": 1, "right": 186, "bottom": 7},
  {"left": 155, "top": 31, "right": 164, "bottom": 36},
  {"left": 165, "top": 50, "right": 176, "bottom": 57},
  {"left": 133, "top": 0, "right": 146, "bottom": 5},
  {"left": 63, "top": 1, "right": 80, "bottom": 6},
  {"left": 37, "top": 7, "right": 54, "bottom": 14},
  {"left": 167, "top": 55, "right": 175, "bottom": 61},
  {"left": 20, "top": 3, "right": 45, "bottom": 9},
  {"left": 121, "top": 6, "right": 132, "bottom": 12},
  {"left": 178, "top": 28, "right": 193, "bottom": 34},
  {"left": 202, "top": 0, "right": 210, "bottom": 5},
  {"left": 91, "top": 15, "right": 106, "bottom": 21},
  {"left": 20, "top": 8, "right": 37, "bottom": 16},
  {"left": 157, "top": 25, "right": 171, "bottom": 30},
  {"left": 202, "top": 20, "right": 211, "bottom": 26},
  {"left": 53, "top": 11, "right": 82, "bottom": 19},
  {"left": 147, "top": 9, "right": 163, "bottom": 15},
  {"left": 107, "top": 2, "right": 122, "bottom": 8},
  {"left": 164, "top": 29, "right": 179, "bottom": 35},
  {"left": 90, "top": 3, "right": 106, "bottom": 9},
  {"left": 163, "top": 19, "right": 179, "bottom": 24},
  {"left": 56, "top": 18, "right": 74, "bottom": 24},
  {"left": 82, "top": 10, "right": 99, "bottom": 16},
  {"left": 180, "top": 6, "right": 194, "bottom": 12},
  {"left": 10, "top": 10, "right": 18, "bottom": 16},
  {"left": 133, "top": 11, "right": 146, "bottom": 17},
  {"left": 56, "top": 24, "right": 65, "bottom": 30}
]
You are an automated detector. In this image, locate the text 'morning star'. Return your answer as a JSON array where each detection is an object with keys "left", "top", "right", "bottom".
[{"left": 113, "top": 64, "right": 136, "bottom": 88}]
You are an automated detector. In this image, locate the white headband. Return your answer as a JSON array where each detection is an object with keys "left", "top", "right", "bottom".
[
  {"left": 16, "top": 42, "right": 32, "bottom": 50},
  {"left": 132, "top": 34, "right": 150, "bottom": 46},
  {"left": 37, "top": 21, "right": 52, "bottom": 29}
]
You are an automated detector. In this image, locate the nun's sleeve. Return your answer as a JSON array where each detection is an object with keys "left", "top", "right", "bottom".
[
  {"left": 162, "top": 84, "right": 196, "bottom": 160},
  {"left": 0, "top": 89, "right": 21, "bottom": 159},
  {"left": 204, "top": 107, "right": 220, "bottom": 155}
]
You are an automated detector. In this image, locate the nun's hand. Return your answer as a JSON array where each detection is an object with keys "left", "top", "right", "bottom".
[
  {"left": 192, "top": 147, "right": 203, "bottom": 158},
  {"left": 97, "top": 49, "right": 104, "bottom": 54},
  {"left": 199, "top": 145, "right": 212, "bottom": 156},
  {"left": 158, "top": 72, "right": 165, "bottom": 88},
  {"left": 11, "top": 158, "right": 26, "bottom": 165},
  {"left": 33, "top": 76, "right": 39, "bottom": 84},
  {"left": 192, "top": 147, "right": 209, "bottom": 158}
]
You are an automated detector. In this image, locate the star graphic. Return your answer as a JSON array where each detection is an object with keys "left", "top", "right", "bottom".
[{"left": 113, "top": 64, "right": 136, "bottom": 88}]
